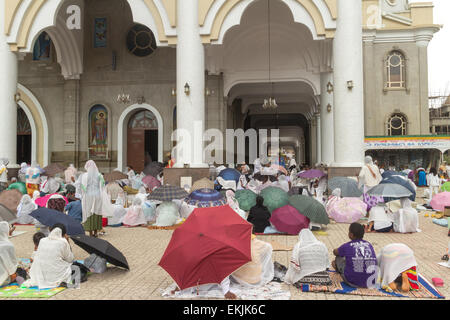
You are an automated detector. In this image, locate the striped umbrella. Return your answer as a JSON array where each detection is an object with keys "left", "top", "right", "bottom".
[
  {"left": 235, "top": 189, "right": 257, "bottom": 211},
  {"left": 184, "top": 188, "right": 227, "bottom": 208},
  {"left": 148, "top": 185, "right": 189, "bottom": 202},
  {"left": 288, "top": 195, "right": 330, "bottom": 225},
  {"left": 260, "top": 187, "right": 289, "bottom": 214},
  {"left": 328, "top": 177, "right": 362, "bottom": 198}
]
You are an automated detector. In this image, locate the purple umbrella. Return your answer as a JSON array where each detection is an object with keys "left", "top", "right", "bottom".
[
  {"left": 298, "top": 169, "right": 325, "bottom": 179},
  {"left": 270, "top": 205, "right": 310, "bottom": 235}
]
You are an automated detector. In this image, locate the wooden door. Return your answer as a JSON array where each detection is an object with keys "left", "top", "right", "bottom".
[{"left": 127, "top": 129, "right": 145, "bottom": 172}]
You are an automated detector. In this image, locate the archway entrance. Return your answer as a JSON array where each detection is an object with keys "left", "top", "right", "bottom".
[
  {"left": 17, "top": 107, "right": 32, "bottom": 164},
  {"left": 127, "top": 110, "right": 159, "bottom": 172}
]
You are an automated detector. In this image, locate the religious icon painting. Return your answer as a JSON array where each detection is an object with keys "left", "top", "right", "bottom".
[
  {"left": 89, "top": 105, "right": 108, "bottom": 158},
  {"left": 33, "top": 32, "right": 52, "bottom": 61},
  {"left": 94, "top": 18, "right": 107, "bottom": 48}
]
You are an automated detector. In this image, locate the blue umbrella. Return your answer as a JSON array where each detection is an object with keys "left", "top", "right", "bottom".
[
  {"left": 381, "top": 171, "right": 407, "bottom": 179},
  {"left": 30, "top": 207, "right": 85, "bottom": 235},
  {"left": 184, "top": 188, "right": 227, "bottom": 208},
  {"left": 380, "top": 176, "right": 416, "bottom": 202},
  {"left": 218, "top": 168, "right": 241, "bottom": 183}
]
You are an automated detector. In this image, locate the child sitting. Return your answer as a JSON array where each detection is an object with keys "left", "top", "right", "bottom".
[
  {"left": 332, "top": 223, "right": 377, "bottom": 288},
  {"left": 31, "top": 232, "right": 46, "bottom": 263}
]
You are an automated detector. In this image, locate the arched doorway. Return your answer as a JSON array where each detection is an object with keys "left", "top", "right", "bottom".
[
  {"left": 127, "top": 110, "right": 159, "bottom": 172},
  {"left": 17, "top": 107, "right": 32, "bottom": 164}
]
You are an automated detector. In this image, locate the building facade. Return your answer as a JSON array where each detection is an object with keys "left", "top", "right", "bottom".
[{"left": 0, "top": 0, "right": 441, "bottom": 172}]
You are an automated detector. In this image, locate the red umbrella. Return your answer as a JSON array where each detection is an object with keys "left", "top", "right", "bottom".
[
  {"left": 270, "top": 205, "right": 310, "bottom": 235},
  {"left": 159, "top": 205, "right": 252, "bottom": 290}
]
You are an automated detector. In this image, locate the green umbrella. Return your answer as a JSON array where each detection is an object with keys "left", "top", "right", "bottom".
[
  {"left": 289, "top": 195, "right": 330, "bottom": 225},
  {"left": 442, "top": 182, "right": 450, "bottom": 192},
  {"left": 260, "top": 187, "right": 289, "bottom": 214},
  {"left": 7, "top": 182, "right": 27, "bottom": 195},
  {"left": 235, "top": 189, "right": 257, "bottom": 211}
]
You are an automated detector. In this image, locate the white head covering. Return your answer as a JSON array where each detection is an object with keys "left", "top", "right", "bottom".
[
  {"left": 368, "top": 204, "right": 393, "bottom": 223},
  {"left": 17, "top": 195, "right": 38, "bottom": 224},
  {"left": 0, "top": 221, "right": 17, "bottom": 285},
  {"left": 32, "top": 191, "right": 41, "bottom": 201},
  {"left": 80, "top": 160, "right": 104, "bottom": 223},
  {"left": 284, "top": 229, "right": 330, "bottom": 284},
  {"left": 392, "top": 198, "right": 419, "bottom": 233},
  {"left": 332, "top": 188, "right": 342, "bottom": 198},
  {"left": 377, "top": 243, "right": 417, "bottom": 288},
  {"left": 154, "top": 202, "right": 180, "bottom": 227},
  {"left": 365, "top": 156, "right": 373, "bottom": 165},
  {"left": 217, "top": 177, "right": 237, "bottom": 191}
]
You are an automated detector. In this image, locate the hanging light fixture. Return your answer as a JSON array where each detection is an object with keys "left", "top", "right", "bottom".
[{"left": 262, "top": 0, "right": 277, "bottom": 110}]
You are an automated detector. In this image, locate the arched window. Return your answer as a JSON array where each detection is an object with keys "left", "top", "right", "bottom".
[
  {"left": 89, "top": 105, "right": 108, "bottom": 159},
  {"left": 33, "top": 32, "right": 52, "bottom": 61},
  {"left": 388, "top": 113, "right": 407, "bottom": 136},
  {"left": 385, "top": 51, "right": 406, "bottom": 88}
]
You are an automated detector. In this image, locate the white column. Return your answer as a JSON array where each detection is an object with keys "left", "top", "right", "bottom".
[
  {"left": 0, "top": 5, "right": 18, "bottom": 166},
  {"left": 333, "top": 0, "right": 364, "bottom": 167},
  {"left": 315, "top": 112, "right": 322, "bottom": 164},
  {"left": 174, "top": 0, "right": 207, "bottom": 168},
  {"left": 320, "top": 72, "right": 334, "bottom": 165}
]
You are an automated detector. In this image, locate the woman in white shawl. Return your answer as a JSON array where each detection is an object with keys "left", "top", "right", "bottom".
[
  {"left": 80, "top": 160, "right": 105, "bottom": 237},
  {"left": 326, "top": 188, "right": 342, "bottom": 215},
  {"left": 122, "top": 198, "right": 147, "bottom": 227},
  {"left": 377, "top": 243, "right": 419, "bottom": 292},
  {"left": 392, "top": 198, "right": 419, "bottom": 233},
  {"left": 226, "top": 190, "right": 247, "bottom": 220},
  {"left": 16, "top": 194, "right": 37, "bottom": 225},
  {"left": 231, "top": 236, "right": 274, "bottom": 287},
  {"left": 284, "top": 229, "right": 330, "bottom": 285},
  {"left": 64, "top": 164, "right": 77, "bottom": 184},
  {"left": 24, "top": 225, "right": 75, "bottom": 289},
  {"left": 366, "top": 203, "right": 394, "bottom": 233},
  {"left": 358, "top": 156, "right": 382, "bottom": 189},
  {"left": 0, "top": 222, "right": 19, "bottom": 287}
]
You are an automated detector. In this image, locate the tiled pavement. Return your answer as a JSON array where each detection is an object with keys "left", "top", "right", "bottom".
[{"left": 3, "top": 190, "right": 449, "bottom": 300}]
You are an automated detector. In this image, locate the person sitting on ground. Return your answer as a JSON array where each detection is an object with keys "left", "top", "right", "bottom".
[
  {"left": 64, "top": 184, "right": 79, "bottom": 203},
  {"left": 284, "top": 229, "right": 331, "bottom": 286},
  {"left": 231, "top": 235, "right": 274, "bottom": 287},
  {"left": 122, "top": 198, "right": 147, "bottom": 227},
  {"left": 31, "top": 232, "right": 46, "bottom": 263},
  {"left": 46, "top": 194, "right": 67, "bottom": 213},
  {"left": 392, "top": 198, "right": 419, "bottom": 234},
  {"left": 366, "top": 202, "right": 394, "bottom": 233},
  {"left": 0, "top": 222, "right": 27, "bottom": 286},
  {"left": 247, "top": 196, "right": 271, "bottom": 233},
  {"left": 332, "top": 223, "right": 377, "bottom": 288},
  {"left": 377, "top": 243, "right": 419, "bottom": 293},
  {"left": 65, "top": 200, "right": 82, "bottom": 224},
  {"left": 16, "top": 194, "right": 37, "bottom": 225},
  {"left": 24, "top": 224, "right": 88, "bottom": 289}
]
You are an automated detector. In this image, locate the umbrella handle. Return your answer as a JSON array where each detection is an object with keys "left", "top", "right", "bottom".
[{"left": 87, "top": 255, "right": 98, "bottom": 269}]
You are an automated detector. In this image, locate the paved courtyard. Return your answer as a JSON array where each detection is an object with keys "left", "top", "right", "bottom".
[{"left": 4, "top": 210, "right": 449, "bottom": 301}]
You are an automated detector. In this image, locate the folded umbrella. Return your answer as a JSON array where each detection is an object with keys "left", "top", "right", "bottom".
[
  {"left": 30, "top": 207, "right": 85, "bottom": 235},
  {"left": 159, "top": 205, "right": 252, "bottom": 290},
  {"left": 260, "top": 187, "right": 289, "bottom": 213},
  {"left": 328, "top": 177, "right": 362, "bottom": 198},
  {"left": 366, "top": 183, "right": 412, "bottom": 200},
  {"left": 218, "top": 168, "right": 241, "bottom": 183},
  {"left": 235, "top": 189, "right": 257, "bottom": 211},
  {"left": 42, "top": 163, "right": 66, "bottom": 177},
  {"left": 148, "top": 185, "right": 189, "bottom": 202},
  {"left": 289, "top": 195, "right": 330, "bottom": 225},
  {"left": 298, "top": 169, "right": 325, "bottom": 179},
  {"left": 184, "top": 188, "right": 227, "bottom": 208},
  {"left": 430, "top": 192, "right": 450, "bottom": 212},
  {"left": 0, "top": 189, "right": 23, "bottom": 214},
  {"left": 270, "top": 205, "right": 310, "bottom": 235},
  {"left": 142, "top": 175, "right": 161, "bottom": 190},
  {"left": 0, "top": 204, "right": 17, "bottom": 223},
  {"left": 104, "top": 171, "right": 128, "bottom": 183},
  {"left": 70, "top": 234, "right": 129, "bottom": 270},
  {"left": 327, "top": 198, "right": 367, "bottom": 224}
]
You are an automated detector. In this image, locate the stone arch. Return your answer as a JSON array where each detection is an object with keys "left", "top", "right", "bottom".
[
  {"left": 16, "top": 84, "right": 50, "bottom": 167},
  {"left": 117, "top": 103, "right": 164, "bottom": 170},
  {"left": 200, "top": 0, "right": 336, "bottom": 44}
]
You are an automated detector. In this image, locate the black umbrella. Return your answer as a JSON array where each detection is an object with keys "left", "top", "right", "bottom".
[
  {"left": 0, "top": 204, "right": 17, "bottom": 223},
  {"left": 70, "top": 234, "right": 129, "bottom": 270},
  {"left": 30, "top": 207, "right": 85, "bottom": 236}
]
